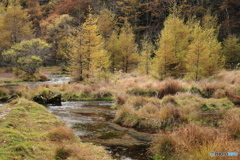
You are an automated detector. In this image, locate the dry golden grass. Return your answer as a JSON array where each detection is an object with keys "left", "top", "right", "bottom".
[
  {"left": 155, "top": 79, "right": 183, "bottom": 98},
  {"left": 150, "top": 123, "right": 240, "bottom": 160},
  {"left": 55, "top": 143, "right": 113, "bottom": 160},
  {"left": 0, "top": 87, "right": 10, "bottom": 96},
  {"left": 222, "top": 107, "right": 240, "bottom": 139},
  {"left": 48, "top": 126, "right": 76, "bottom": 142}
]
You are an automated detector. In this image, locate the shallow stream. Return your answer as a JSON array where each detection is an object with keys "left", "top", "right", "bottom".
[
  {"left": 47, "top": 101, "right": 152, "bottom": 160},
  {"left": 1, "top": 75, "right": 153, "bottom": 160}
]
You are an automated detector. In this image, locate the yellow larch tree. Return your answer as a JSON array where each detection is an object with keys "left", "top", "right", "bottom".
[
  {"left": 152, "top": 14, "right": 189, "bottom": 79},
  {"left": 186, "top": 24, "right": 210, "bottom": 80},
  {"left": 70, "top": 12, "right": 110, "bottom": 80},
  {"left": 222, "top": 35, "right": 240, "bottom": 69},
  {"left": 138, "top": 37, "right": 154, "bottom": 75},
  {"left": 69, "top": 28, "right": 87, "bottom": 81},
  {"left": 106, "top": 31, "right": 121, "bottom": 72},
  {"left": 118, "top": 20, "right": 138, "bottom": 73},
  {"left": 97, "top": 7, "right": 116, "bottom": 39}
]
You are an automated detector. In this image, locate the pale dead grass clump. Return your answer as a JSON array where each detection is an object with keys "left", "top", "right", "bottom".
[
  {"left": 154, "top": 79, "right": 182, "bottom": 98},
  {"left": 157, "top": 103, "right": 183, "bottom": 124},
  {"left": 222, "top": 107, "right": 240, "bottom": 139},
  {"left": 200, "top": 82, "right": 226, "bottom": 98},
  {"left": 215, "top": 70, "right": 240, "bottom": 85},
  {"left": 150, "top": 123, "right": 240, "bottom": 159},
  {"left": 114, "top": 93, "right": 129, "bottom": 106},
  {"left": 55, "top": 143, "right": 112, "bottom": 160},
  {"left": 0, "top": 87, "right": 10, "bottom": 96},
  {"left": 48, "top": 126, "right": 75, "bottom": 142},
  {"left": 114, "top": 98, "right": 183, "bottom": 129},
  {"left": 114, "top": 105, "right": 139, "bottom": 127}
]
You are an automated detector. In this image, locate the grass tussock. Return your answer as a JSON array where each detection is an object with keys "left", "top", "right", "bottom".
[
  {"left": 126, "top": 78, "right": 183, "bottom": 98},
  {"left": 150, "top": 123, "right": 240, "bottom": 160},
  {"left": 0, "top": 98, "right": 112, "bottom": 160},
  {"left": 48, "top": 126, "right": 75, "bottom": 142},
  {"left": 222, "top": 107, "right": 240, "bottom": 139},
  {"left": 0, "top": 87, "right": 10, "bottom": 97},
  {"left": 155, "top": 79, "right": 183, "bottom": 98},
  {"left": 114, "top": 97, "right": 184, "bottom": 129}
]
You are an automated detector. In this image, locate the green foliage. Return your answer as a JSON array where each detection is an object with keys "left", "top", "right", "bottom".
[
  {"left": 2, "top": 39, "right": 50, "bottom": 76},
  {"left": 0, "top": 98, "right": 112, "bottom": 159}
]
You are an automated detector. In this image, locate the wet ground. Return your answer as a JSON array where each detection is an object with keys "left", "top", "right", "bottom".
[
  {"left": 47, "top": 101, "right": 153, "bottom": 160},
  {"left": 1, "top": 75, "right": 154, "bottom": 159}
]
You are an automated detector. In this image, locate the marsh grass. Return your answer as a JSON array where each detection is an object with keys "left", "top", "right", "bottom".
[
  {"left": 0, "top": 87, "right": 10, "bottom": 97},
  {"left": 222, "top": 108, "right": 240, "bottom": 139},
  {"left": 150, "top": 123, "right": 240, "bottom": 160}
]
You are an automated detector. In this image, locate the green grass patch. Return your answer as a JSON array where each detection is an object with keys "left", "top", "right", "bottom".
[{"left": 0, "top": 98, "right": 112, "bottom": 160}]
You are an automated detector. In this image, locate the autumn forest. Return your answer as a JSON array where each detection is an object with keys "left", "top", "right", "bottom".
[
  {"left": 0, "top": 0, "right": 240, "bottom": 160},
  {"left": 0, "top": 0, "right": 239, "bottom": 81}
]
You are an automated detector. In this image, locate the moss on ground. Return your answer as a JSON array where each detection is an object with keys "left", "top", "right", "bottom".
[{"left": 0, "top": 98, "right": 112, "bottom": 160}]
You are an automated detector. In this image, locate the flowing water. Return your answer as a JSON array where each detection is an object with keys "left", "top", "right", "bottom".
[
  {"left": 47, "top": 101, "right": 152, "bottom": 160},
  {"left": 1, "top": 75, "right": 153, "bottom": 160}
]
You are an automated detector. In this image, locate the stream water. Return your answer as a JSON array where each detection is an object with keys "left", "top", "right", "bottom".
[
  {"left": 47, "top": 101, "right": 151, "bottom": 160},
  {"left": 1, "top": 75, "right": 153, "bottom": 160}
]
